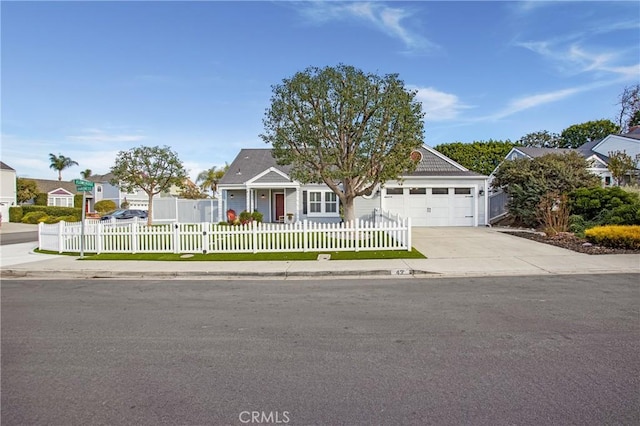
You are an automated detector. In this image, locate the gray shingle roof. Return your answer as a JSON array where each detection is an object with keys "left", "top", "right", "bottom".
[
  {"left": 515, "top": 147, "right": 574, "bottom": 158},
  {"left": 87, "top": 173, "right": 115, "bottom": 183},
  {"left": 27, "top": 178, "right": 80, "bottom": 194},
  {"left": 1, "top": 161, "right": 15, "bottom": 171},
  {"left": 412, "top": 146, "right": 467, "bottom": 174},
  {"left": 220, "top": 149, "right": 293, "bottom": 185},
  {"left": 220, "top": 146, "right": 485, "bottom": 184}
]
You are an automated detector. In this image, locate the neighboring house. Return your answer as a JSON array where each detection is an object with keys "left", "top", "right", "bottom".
[
  {"left": 491, "top": 129, "right": 640, "bottom": 187},
  {"left": 27, "top": 179, "right": 86, "bottom": 210},
  {"left": 87, "top": 173, "right": 149, "bottom": 210},
  {"left": 86, "top": 173, "right": 190, "bottom": 210},
  {"left": 1, "top": 162, "right": 17, "bottom": 222},
  {"left": 487, "top": 129, "right": 640, "bottom": 222},
  {"left": 217, "top": 146, "right": 489, "bottom": 227}
]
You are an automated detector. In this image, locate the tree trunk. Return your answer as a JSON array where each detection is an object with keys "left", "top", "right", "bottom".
[
  {"left": 147, "top": 193, "right": 153, "bottom": 226},
  {"left": 342, "top": 197, "right": 356, "bottom": 224},
  {"left": 58, "top": 171, "right": 62, "bottom": 181}
]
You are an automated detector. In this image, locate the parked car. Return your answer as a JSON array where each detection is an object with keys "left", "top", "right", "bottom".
[{"left": 100, "top": 209, "right": 148, "bottom": 221}]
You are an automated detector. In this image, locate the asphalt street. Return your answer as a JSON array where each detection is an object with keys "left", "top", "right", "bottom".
[
  {"left": 2, "top": 274, "right": 639, "bottom": 426},
  {"left": 0, "top": 230, "right": 37, "bottom": 245}
]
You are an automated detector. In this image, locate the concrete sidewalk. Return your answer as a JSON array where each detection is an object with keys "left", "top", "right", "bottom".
[{"left": 1, "top": 224, "right": 638, "bottom": 279}]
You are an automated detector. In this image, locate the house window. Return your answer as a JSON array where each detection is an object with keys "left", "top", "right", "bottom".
[
  {"left": 325, "top": 192, "right": 337, "bottom": 213},
  {"left": 309, "top": 192, "right": 322, "bottom": 213},
  {"left": 307, "top": 191, "right": 339, "bottom": 216},
  {"left": 605, "top": 176, "right": 611, "bottom": 186},
  {"left": 409, "top": 188, "right": 426, "bottom": 195},
  {"left": 432, "top": 188, "right": 449, "bottom": 195},
  {"left": 386, "top": 188, "right": 403, "bottom": 195},
  {"left": 48, "top": 197, "right": 73, "bottom": 207},
  {"left": 454, "top": 188, "right": 471, "bottom": 195}
]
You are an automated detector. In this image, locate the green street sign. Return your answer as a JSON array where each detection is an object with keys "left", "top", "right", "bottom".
[{"left": 73, "top": 179, "right": 95, "bottom": 192}]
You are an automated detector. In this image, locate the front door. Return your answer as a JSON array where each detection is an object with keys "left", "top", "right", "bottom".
[{"left": 274, "top": 193, "right": 285, "bottom": 222}]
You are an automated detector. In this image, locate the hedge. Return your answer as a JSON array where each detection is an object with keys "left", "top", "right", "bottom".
[
  {"left": 11, "top": 206, "right": 82, "bottom": 222},
  {"left": 9, "top": 206, "right": 23, "bottom": 222},
  {"left": 22, "top": 211, "right": 48, "bottom": 224},
  {"left": 585, "top": 225, "right": 640, "bottom": 250}
]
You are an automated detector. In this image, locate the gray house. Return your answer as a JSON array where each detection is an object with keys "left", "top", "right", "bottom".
[{"left": 217, "top": 146, "right": 489, "bottom": 227}]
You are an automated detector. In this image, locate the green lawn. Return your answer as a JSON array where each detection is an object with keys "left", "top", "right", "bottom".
[{"left": 35, "top": 248, "right": 426, "bottom": 261}]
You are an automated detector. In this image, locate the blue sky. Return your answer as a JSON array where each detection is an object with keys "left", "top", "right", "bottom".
[{"left": 2, "top": 1, "right": 639, "bottom": 181}]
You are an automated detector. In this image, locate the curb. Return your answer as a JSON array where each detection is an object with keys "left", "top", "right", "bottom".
[{"left": 1, "top": 268, "right": 439, "bottom": 280}]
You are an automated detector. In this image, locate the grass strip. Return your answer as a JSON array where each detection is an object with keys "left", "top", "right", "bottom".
[{"left": 35, "top": 248, "right": 426, "bottom": 261}]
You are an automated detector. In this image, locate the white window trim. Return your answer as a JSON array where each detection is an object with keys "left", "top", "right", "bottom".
[{"left": 306, "top": 190, "right": 340, "bottom": 217}]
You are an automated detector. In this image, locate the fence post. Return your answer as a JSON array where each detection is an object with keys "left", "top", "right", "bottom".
[
  {"left": 252, "top": 221, "right": 258, "bottom": 254},
  {"left": 131, "top": 219, "right": 138, "bottom": 254},
  {"left": 96, "top": 221, "right": 103, "bottom": 254},
  {"left": 354, "top": 219, "right": 360, "bottom": 252},
  {"left": 173, "top": 221, "right": 180, "bottom": 254},
  {"left": 58, "top": 221, "right": 64, "bottom": 253},
  {"left": 38, "top": 222, "right": 43, "bottom": 251},
  {"left": 303, "top": 220, "right": 308, "bottom": 252},
  {"left": 201, "top": 222, "right": 209, "bottom": 254},
  {"left": 406, "top": 217, "right": 412, "bottom": 251}
]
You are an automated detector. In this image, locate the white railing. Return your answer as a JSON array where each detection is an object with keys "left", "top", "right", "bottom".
[{"left": 38, "top": 217, "right": 412, "bottom": 254}]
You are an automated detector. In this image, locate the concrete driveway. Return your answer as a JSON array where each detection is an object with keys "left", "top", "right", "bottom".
[{"left": 411, "top": 226, "right": 579, "bottom": 259}]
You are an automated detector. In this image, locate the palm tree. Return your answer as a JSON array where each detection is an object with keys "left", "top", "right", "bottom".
[
  {"left": 196, "top": 163, "right": 229, "bottom": 198},
  {"left": 49, "top": 153, "right": 79, "bottom": 181},
  {"left": 80, "top": 169, "right": 92, "bottom": 179}
]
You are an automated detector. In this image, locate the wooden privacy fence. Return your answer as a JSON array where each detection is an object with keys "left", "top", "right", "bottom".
[{"left": 39, "top": 217, "right": 412, "bottom": 254}]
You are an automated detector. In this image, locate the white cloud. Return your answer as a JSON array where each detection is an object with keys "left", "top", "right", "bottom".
[
  {"left": 411, "top": 87, "right": 470, "bottom": 121},
  {"left": 68, "top": 129, "right": 146, "bottom": 143},
  {"left": 481, "top": 85, "right": 598, "bottom": 122},
  {"left": 297, "top": 1, "right": 438, "bottom": 53}
]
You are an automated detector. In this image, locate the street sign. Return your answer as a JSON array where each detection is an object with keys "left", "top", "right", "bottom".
[{"left": 73, "top": 179, "right": 94, "bottom": 192}]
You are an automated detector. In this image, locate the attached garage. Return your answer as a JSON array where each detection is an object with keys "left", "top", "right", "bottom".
[
  {"left": 384, "top": 186, "right": 478, "bottom": 227},
  {"left": 377, "top": 146, "right": 488, "bottom": 227}
]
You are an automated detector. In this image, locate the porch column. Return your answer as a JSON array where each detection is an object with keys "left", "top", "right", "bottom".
[
  {"left": 217, "top": 192, "right": 224, "bottom": 222},
  {"left": 295, "top": 187, "right": 300, "bottom": 221},
  {"left": 246, "top": 188, "right": 251, "bottom": 212}
]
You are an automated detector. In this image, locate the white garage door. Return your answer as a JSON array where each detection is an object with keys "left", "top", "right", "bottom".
[
  {"left": 451, "top": 188, "right": 474, "bottom": 226},
  {"left": 384, "top": 187, "right": 475, "bottom": 227}
]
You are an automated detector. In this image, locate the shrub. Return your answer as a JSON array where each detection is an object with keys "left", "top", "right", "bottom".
[
  {"left": 537, "top": 192, "right": 570, "bottom": 236},
  {"left": 34, "top": 193, "right": 48, "bottom": 206},
  {"left": 22, "top": 211, "right": 49, "bottom": 224},
  {"left": 74, "top": 194, "right": 84, "bottom": 208},
  {"left": 585, "top": 225, "right": 640, "bottom": 250},
  {"left": 9, "top": 206, "right": 23, "bottom": 222},
  {"left": 94, "top": 200, "right": 117, "bottom": 213},
  {"left": 570, "top": 186, "right": 640, "bottom": 222},
  {"left": 239, "top": 210, "right": 252, "bottom": 224},
  {"left": 22, "top": 205, "right": 82, "bottom": 220},
  {"left": 251, "top": 211, "right": 264, "bottom": 223},
  {"left": 44, "top": 215, "right": 80, "bottom": 224}
]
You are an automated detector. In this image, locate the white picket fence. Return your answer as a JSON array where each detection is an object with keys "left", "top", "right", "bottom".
[{"left": 38, "top": 216, "right": 412, "bottom": 254}]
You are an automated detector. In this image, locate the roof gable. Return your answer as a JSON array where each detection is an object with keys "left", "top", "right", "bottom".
[
  {"left": 0, "top": 161, "right": 16, "bottom": 171},
  {"left": 28, "top": 178, "right": 80, "bottom": 194},
  {"left": 220, "top": 149, "right": 292, "bottom": 185},
  {"left": 49, "top": 188, "right": 74, "bottom": 196}
]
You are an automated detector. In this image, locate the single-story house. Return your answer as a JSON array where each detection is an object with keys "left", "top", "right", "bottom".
[
  {"left": 217, "top": 146, "right": 489, "bottom": 227},
  {"left": 491, "top": 128, "right": 640, "bottom": 187},
  {"left": 1, "top": 161, "right": 17, "bottom": 222},
  {"left": 87, "top": 173, "right": 197, "bottom": 211},
  {"left": 87, "top": 173, "right": 150, "bottom": 210},
  {"left": 26, "top": 178, "right": 87, "bottom": 210}
]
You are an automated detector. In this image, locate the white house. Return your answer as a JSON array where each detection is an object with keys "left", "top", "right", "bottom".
[
  {"left": 1, "top": 162, "right": 17, "bottom": 222},
  {"left": 218, "top": 146, "right": 489, "bottom": 227}
]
